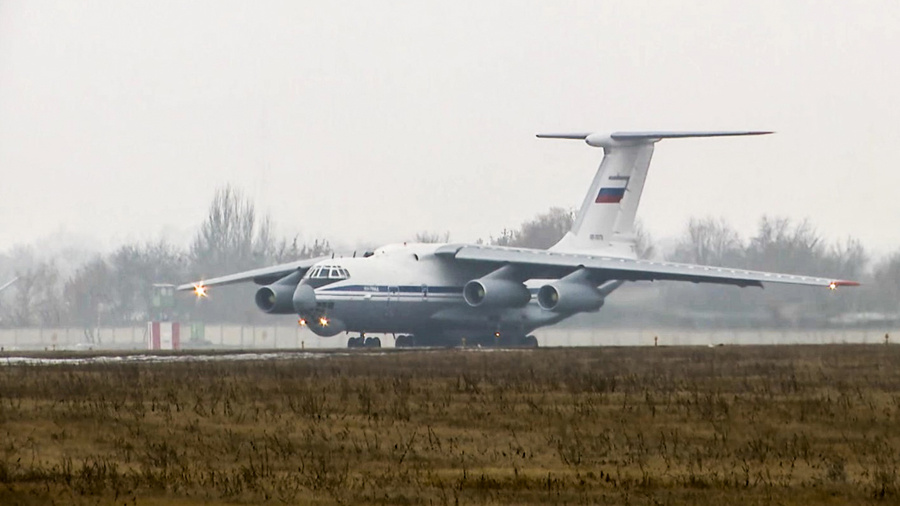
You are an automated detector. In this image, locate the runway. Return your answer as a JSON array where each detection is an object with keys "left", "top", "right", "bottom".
[
  {"left": 0, "top": 347, "right": 518, "bottom": 366},
  {"left": 1, "top": 350, "right": 357, "bottom": 367}
]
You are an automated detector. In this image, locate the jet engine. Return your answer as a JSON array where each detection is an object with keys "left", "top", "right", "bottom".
[
  {"left": 255, "top": 284, "right": 297, "bottom": 314},
  {"left": 463, "top": 278, "right": 530, "bottom": 308},
  {"left": 255, "top": 271, "right": 309, "bottom": 314},
  {"left": 537, "top": 281, "right": 605, "bottom": 313}
]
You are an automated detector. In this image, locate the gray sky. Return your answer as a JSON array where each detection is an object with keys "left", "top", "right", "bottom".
[{"left": 1, "top": 1, "right": 898, "bottom": 255}]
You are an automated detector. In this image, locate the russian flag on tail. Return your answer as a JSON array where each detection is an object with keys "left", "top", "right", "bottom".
[{"left": 595, "top": 187, "right": 626, "bottom": 204}]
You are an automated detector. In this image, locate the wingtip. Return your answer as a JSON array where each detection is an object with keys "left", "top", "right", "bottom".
[
  {"left": 176, "top": 282, "right": 199, "bottom": 292},
  {"left": 829, "top": 280, "right": 861, "bottom": 289},
  {"left": 535, "top": 133, "right": 591, "bottom": 140}
]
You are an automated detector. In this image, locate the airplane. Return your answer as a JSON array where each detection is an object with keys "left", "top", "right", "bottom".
[{"left": 178, "top": 131, "right": 859, "bottom": 348}]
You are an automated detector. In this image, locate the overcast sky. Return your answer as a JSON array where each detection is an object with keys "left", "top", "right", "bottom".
[{"left": 1, "top": 1, "right": 898, "bottom": 256}]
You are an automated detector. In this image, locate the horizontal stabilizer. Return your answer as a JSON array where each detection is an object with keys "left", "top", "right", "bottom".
[
  {"left": 537, "top": 130, "right": 773, "bottom": 143},
  {"left": 535, "top": 132, "right": 594, "bottom": 140},
  {"left": 611, "top": 131, "right": 773, "bottom": 140}
]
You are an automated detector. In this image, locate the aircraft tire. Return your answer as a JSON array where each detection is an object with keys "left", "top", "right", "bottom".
[
  {"left": 347, "top": 337, "right": 363, "bottom": 348},
  {"left": 365, "top": 337, "right": 382, "bottom": 348},
  {"left": 524, "top": 335, "right": 539, "bottom": 348}
]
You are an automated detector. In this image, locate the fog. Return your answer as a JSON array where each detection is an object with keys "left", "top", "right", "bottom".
[{"left": 1, "top": 1, "right": 899, "bottom": 253}]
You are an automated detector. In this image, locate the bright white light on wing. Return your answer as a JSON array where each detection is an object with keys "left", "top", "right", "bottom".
[
  {"left": 829, "top": 282, "right": 837, "bottom": 291},
  {"left": 319, "top": 316, "right": 329, "bottom": 327},
  {"left": 193, "top": 283, "right": 208, "bottom": 298},
  {"left": 298, "top": 318, "right": 307, "bottom": 326}
]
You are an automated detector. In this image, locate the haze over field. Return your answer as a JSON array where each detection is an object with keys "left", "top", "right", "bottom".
[{"left": 1, "top": 1, "right": 899, "bottom": 253}]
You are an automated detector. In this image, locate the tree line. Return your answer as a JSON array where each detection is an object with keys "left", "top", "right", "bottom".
[
  {"left": 0, "top": 186, "right": 331, "bottom": 330},
  {"left": 0, "top": 186, "right": 897, "bottom": 330}
]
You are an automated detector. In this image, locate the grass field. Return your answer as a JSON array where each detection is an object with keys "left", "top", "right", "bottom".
[{"left": 2, "top": 345, "right": 900, "bottom": 505}]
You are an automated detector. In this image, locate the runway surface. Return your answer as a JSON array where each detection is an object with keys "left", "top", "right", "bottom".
[
  {"left": 0, "top": 347, "right": 516, "bottom": 366},
  {"left": 1, "top": 350, "right": 356, "bottom": 366}
]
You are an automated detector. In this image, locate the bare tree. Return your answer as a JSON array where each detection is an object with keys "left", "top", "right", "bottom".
[
  {"left": 633, "top": 219, "right": 655, "bottom": 260},
  {"left": 413, "top": 231, "right": 450, "bottom": 243},
  {"left": 63, "top": 257, "right": 111, "bottom": 340},
  {"left": 490, "top": 207, "right": 575, "bottom": 249},
  {"left": 187, "top": 185, "right": 280, "bottom": 323},
  {"left": 271, "top": 237, "right": 333, "bottom": 264},
  {"left": 190, "top": 185, "right": 275, "bottom": 277},
  {"left": 6, "top": 261, "right": 63, "bottom": 327},
  {"left": 664, "top": 215, "right": 867, "bottom": 326},
  {"left": 745, "top": 216, "right": 824, "bottom": 275},
  {"left": 869, "top": 251, "right": 900, "bottom": 313},
  {"left": 105, "top": 240, "right": 187, "bottom": 324},
  {"left": 187, "top": 185, "right": 336, "bottom": 323},
  {"left": 670, "top": 217, "right": 743, "bottom": 266}
]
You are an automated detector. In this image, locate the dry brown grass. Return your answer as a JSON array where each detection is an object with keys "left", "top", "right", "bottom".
[{"left": 2, "top": 344, "right": 900, "bottom": 504}]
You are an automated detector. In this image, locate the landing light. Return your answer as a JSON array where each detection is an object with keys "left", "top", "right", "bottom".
[
  {"left": 193, "top": 283, "right": 208, "bottom": 298},
  {"left": 829, "top": 282, "right": 837, "bottom": 291},
  {"left": 298, "top": 318, "right": 307, "bottom": 326},
  {"left": 319, "top": 316, "right": 329, "bottom": 327}
]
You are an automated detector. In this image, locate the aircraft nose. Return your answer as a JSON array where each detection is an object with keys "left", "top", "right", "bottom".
[{"left": 292, "top": 284, "right": 317, "bottom": 312}]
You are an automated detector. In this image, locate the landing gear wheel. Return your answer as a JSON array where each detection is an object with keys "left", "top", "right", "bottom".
[
  {"left": 364, "top": 337, "right": 381, "bottom": 348},
  {"left": 524, "top": 335, "right": 538, "bottom": 348},
  {"left": 395, "top": 335, "right": 415, "bottom": 348},
  {"left": 347, "top": 336, "right": 364, "bottom": 348}
]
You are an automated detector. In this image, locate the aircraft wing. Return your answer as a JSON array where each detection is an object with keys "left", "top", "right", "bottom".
[
  {"left": 434, "top": 244, "right": 859, "bottom": 289},
  {"left": 0, "top": 277, "right": 17, "bottom": 293},
  {"left": 176, "top": 257, "right": 327, "bottom": 292}
]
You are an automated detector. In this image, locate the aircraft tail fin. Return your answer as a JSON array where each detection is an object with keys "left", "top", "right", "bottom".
[{"left": 541, "top": 131, "right": 772, "bottom": 256}]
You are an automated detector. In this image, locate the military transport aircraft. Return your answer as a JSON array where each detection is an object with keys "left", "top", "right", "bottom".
[{"left": 178, "top": 131, "right": 858, "bottom": 348}]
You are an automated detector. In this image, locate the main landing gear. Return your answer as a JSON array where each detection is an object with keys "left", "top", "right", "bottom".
[
  {"left": 347, "top": 334, "right": 381, "bottom": 348},
  {"left": 395, "top": 334, "right": 417, "bottom": 347},
  {"left": 393, "top": 333, "right": 539, "bottom": 348}
]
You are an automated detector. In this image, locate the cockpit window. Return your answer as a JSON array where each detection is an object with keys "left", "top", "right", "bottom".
[{"left": 305, "top": 265, "right": 350, "bottom": 280}]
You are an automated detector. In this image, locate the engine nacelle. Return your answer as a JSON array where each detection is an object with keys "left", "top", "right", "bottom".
[
  {"left": 292, "top": 284, "right": 317, "bottom": 312},
  {"left": 537, "top": 281, "right": 605, "bottom": 313},
  {"left": 255, "top": 284, "right": 297, "bottom": 314},
  {"left": 463, "top": 278, "right": 530, "bottom": 308}
]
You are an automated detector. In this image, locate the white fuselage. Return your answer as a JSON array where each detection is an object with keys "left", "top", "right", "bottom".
[{"left": 300, "top": 243, "right": 569, "bottom": 338}]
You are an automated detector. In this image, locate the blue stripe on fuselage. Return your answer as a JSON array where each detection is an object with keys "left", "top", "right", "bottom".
[
  {"left": 319, "top": 285, "right": 464, "bottom": 294},
  {"left": 316, "top": 285, "right": 541, "bottom": 298}
]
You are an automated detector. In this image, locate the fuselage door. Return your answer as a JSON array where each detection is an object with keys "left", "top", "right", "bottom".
[{"left": 387, "top": 286, "right": 399, "bottom": 317}]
